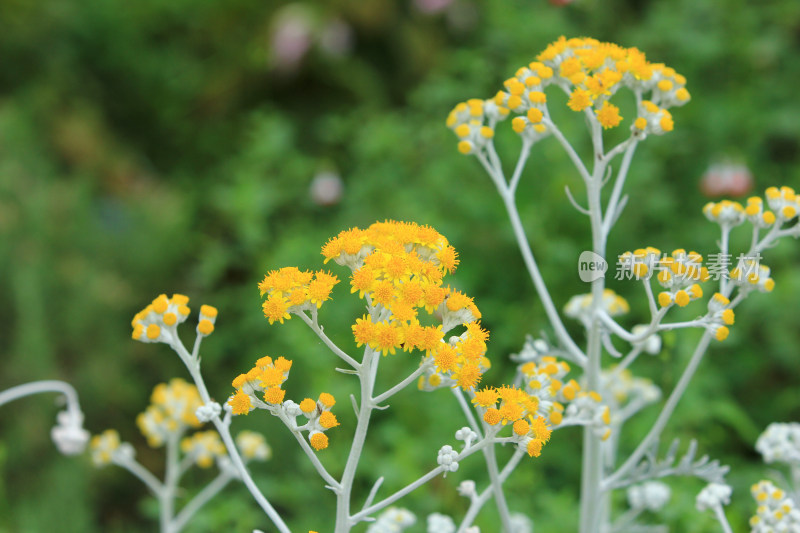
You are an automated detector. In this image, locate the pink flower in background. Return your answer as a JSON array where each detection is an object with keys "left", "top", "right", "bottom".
[
  {"left": 700, "top": 161, "right": 754, "bottom": 197},
  {"left": 414, "top": 0, "right": 454, "bottom": 14},
  {"left": 270, "top": 6, "right": 314, "bottom": 72},
  {"left": 269, "top": 5, "right": 354, "bottom": 72},
  {"left": 310, "top": 170, "right": 344, "bottom": 206}
]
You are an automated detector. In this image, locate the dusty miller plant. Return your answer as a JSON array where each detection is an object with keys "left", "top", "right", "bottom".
[{"left": 3, "top": 36, "right": 800, "bottom": 533}]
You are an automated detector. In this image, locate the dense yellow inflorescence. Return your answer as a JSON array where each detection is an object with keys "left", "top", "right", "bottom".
[
  {"left": 322, "top": 221, "right": 489, "bottom": 391},
  {"left": 227, "top": 355, "right": 338, "bottom": 452},
  {"left": 131, "top": 293, "right": 218, "bottom": 343},
  {"left": 258, "top": 268, "right": 340, "bottom": 324},
  {"left": 136, "top": 379, "right": 203, "bottom": 447},
  {"left": 181, "top": 430, "right": 226, "bottom": 468},
  {"left": 472, "top": 385, "right": 552, "bottom": 457},
  {"left": 447, "top": 36, "right": 690, "bottom": 153}
]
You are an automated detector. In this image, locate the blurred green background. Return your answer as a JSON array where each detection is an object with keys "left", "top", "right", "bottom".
[{"left": 2, "top": 0, "right": 800, "bottom": 531}]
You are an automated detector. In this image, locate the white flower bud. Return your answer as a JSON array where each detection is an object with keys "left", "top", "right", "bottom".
[
  {"left": 283, "top": 400, "right": 303, "bottom": 418},
  {"left": 51, "top": 410, "right": 89, "bottom": 455},
  {"left": 756, "top": 422, "right": 800, "bottom": 464},
  {"left": 437, "top": 445, "right": 460, "bottom": 474},
  {"left": 195, "top": 402, "right": 222, "bottom": 422},
  {"left": 457, "top": 480, "right": 476, "bottom": 498},
  {"left": 427, "top": 513, "right": 456, "bottom": 533},
  {"left": 454, "top": 427, "right": 477, "bottom": 448},
  {"left": 696, "top": 483, "right": 732, "bottom": 512},
  {"left": 627, "top": 481, "right": 671, "bottom": 511}
]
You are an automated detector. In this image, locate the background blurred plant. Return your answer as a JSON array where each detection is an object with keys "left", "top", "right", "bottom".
[
  {"left": 2, "top": 0, "right": 800, "bottom": 531},
  {"left": 88, "top": 378, "right": 272, "bottom": 533}
]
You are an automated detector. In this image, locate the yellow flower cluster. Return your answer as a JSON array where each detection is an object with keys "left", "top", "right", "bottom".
[
  {"left": 90, "top": 429, "right": 122, "bottom": 466},
  {"left": 519, "top": 357, "right": 572, "bottom": 425},
  {"left": 519, "top": 356, "right": 611, "bottom": 441},
  {"left": 131, "top": 294, "right": 218, "bottom": 342},
  {"left": 445, "top": 98, "right": 510, "bottom": 154},
  {"left": 749, "top": 480, "right": 800, "bottom": 531},
  {"left": 236, "top": 431, "right": 272, "bottom": 461},
  {"left": 229, "top": 355, "right": 293, "bottom": 415},
  {"left": 730, "top": 261, "right": 775, "bottom": 294},
  {"left": 136, "top": 379, "right": 203, "bottom": 447},
  {"left": 704, "top": 186, "right": 800, "bottom": 229},
  {"left": 619, "top": 247, "right": 662, "bottom": 280},
  {"left": 228, "top": 356, "right": 337, "bottom": 452},
  {"left": 322, "top": 221, "right": 487, "bottom": 390},
  {"left": 258, "top": 268, "right": 339, "bottom": 325},
  {"left": 447, "top": 36, "right": 690, "bottom": 152},
  {"left": 181, "top": 430, "right": 226, "bottom": 468},
  {"left": 472, "top": 385, "right": 551, "bottom": 457},
  {"left": 707, "top": 293, "right": 736, "bottom": 342},
  {"left": 765, "top": 185, "right": 800, "bottom": 222},
  {"left": 654, "top": 249, "right": 708, "bottom": 308}
]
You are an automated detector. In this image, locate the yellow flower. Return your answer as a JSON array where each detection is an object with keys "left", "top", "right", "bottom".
[{"left": 595, "top": 101, "right": 622, "bottom": 129}]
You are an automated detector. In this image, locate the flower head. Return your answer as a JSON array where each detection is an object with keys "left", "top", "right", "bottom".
[
  {"left": 236, "top": 430, "right": 272, "bottom": 462},
  {"left": 136, "top": 379, "right": 203, "bottom": 447},
  {"left": 449, "top": 36, "right": 689, "bottom": 154},
  {"left": 181, "top": 430, "right": 226, "bottom": 468}
]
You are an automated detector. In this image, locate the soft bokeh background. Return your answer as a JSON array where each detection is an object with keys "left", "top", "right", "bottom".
[{"left": 2, "top": 0, "right": 800, "bottom": 531}]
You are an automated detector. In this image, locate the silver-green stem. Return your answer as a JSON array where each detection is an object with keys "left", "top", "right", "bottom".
[
  {"left": 160, "top": 433, "right": 179, "bottom": 533},
  {"left": 335, "top": 348, "right": 379, "bottom": 532},
  {"left": 170, "top": 470, "right": 234, "bottom": 533},
  {"left": 172, "top": 340, "right": 291, "bottom": 533},
  {"left": 457, "top": 449, "right": 524, "bottom": 532},
  {"left": 603, "top": 331, "right": 713, "bottom": 490},
  {"left": 579, "top": 117, "right": 608, "bottom": 533}
]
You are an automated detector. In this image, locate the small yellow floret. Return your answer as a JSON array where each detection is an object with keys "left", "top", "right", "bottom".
[
  {"left": 200, "top": 305, "right": 218, "bottom": 318},
  {"left": 595, "top": 101, "right": 622, "bottom": 129},
  {"left": 454, "top": 124, "right": 470, "bottom": 138},
  {"left": 171, "top": 294, "right": 189, "bottom": 305},
  {"left": 634, "top": 117, "right": 648, "bottom": 130},
  {"left": 527, "top": 108, "right": 543, "bottom": 123},
  {"left": 513, "top": 419, "right": 530, "bottom": 436},
  {"left": 319, "top": 411, "right": 339, "bottom": 429},
  {"left": 299, "top": 398, "right": 317, "bottom": 414},
  {"left": 721, "top": 309, "right": 735, "bottom": 325},
  {"left": 263, "top": 387, "right": 286, "bottom": 404},
  {"left": 309, "top": 432, "right": 328, "bottom": 451},
  {"left": 457, "top": 140, "right": 473, "bottom": 154},
  {"left": 197, "top": 319, "right": 214, "bottom": 335},
  {"left": 318, "top": 392, "right": 336, "bottom": 408},
  {"left": 512, "top": 117, "right": 526, "bottom": 133},
  {"left": 658, "top": 292, "right": 673, "bottom": 307},
  {"left": 674, "top": 290, "right": 690, "bottom": 307},
  {"left": 526, "top": 439, "right": 543, "bottom": 457},
  {"left": 146, "top": 324, "right": 161, "bottom": 340},
  {"left": 229, "top": 392, "right": 251, "bottom": 415},
  {"left": 152, "top": 295, "right": 169, "bottom": 313},
  {"left": 483, "top": 408, "right": 501, "bottom": 425},
  {"left": 567, "top": 88, "right": 592, "bottom": 111},
  {"left": 715, "top": 326, "right": 729, "bottom": 341}
]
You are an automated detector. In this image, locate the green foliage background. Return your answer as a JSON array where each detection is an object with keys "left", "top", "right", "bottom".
[{"left": 1, "top": 0, "right": 800, "bottom": 531}]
